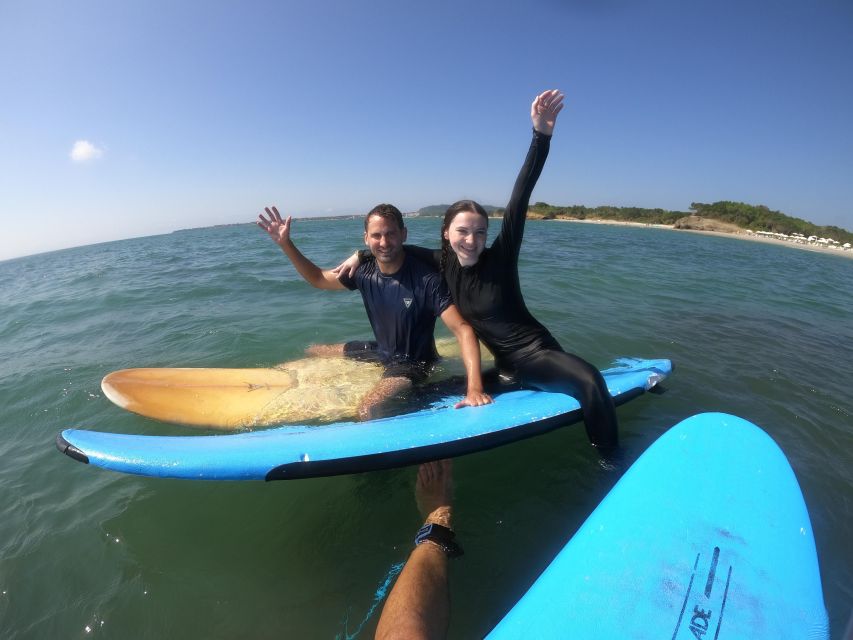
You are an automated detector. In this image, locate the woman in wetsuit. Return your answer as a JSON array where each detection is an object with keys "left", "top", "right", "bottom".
[
  {"left": 340, "top": 90, "right": 619, "bottom": 450},
  {"left": 439, "top": 90, "right": 618, "bottom": 449}
]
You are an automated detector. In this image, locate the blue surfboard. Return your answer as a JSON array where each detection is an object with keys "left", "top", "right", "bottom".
[
  {"left": 56, "top": 357, "right": 671, "bottom": 481},
  {"left": 487, "top": 413, "right": 829, "bottom": 639}
]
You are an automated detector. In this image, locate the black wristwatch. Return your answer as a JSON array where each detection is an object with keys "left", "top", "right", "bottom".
[{"left": 414, "top": 523, "right": 464, "bottom": 558}]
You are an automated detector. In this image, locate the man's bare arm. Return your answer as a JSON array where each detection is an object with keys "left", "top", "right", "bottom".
[{"left": 257, "top": 206, "right": 346, "bottom": 290}]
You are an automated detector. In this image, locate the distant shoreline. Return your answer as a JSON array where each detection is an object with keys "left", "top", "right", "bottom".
[
  {"left": 547, "top": 217, "right": 853, "bottom": 259},
  {"left": 243, "top": 213, "right": 853, "bottom": 259}
]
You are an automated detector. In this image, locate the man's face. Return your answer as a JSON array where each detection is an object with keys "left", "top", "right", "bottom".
[{"left": 364, "top": 215, "right": 407, "bottom": 271}]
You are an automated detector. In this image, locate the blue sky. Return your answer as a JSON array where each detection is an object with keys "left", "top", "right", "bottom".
[{"left": 1, "top": 0, "right": 852, "bottom": 260}]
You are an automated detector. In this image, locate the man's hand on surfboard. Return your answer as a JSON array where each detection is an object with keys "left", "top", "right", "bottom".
[
  {"left": 531, "top": 89, "right": 564, "bottom": 136},
  {"left": 257, "top": 206, "right": 292, "bottom": 247},
  {"left": 455, "top": 388, "right": 493, "bottom": 410}
]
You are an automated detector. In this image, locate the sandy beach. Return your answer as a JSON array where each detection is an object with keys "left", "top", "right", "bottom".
[{"left": 550, "top": 217, "right": 853, "bottom": 259}]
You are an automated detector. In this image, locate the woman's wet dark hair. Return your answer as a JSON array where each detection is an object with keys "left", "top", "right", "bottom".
[{"left": 440, "top": 200, "right": 489, "bottom": 272}]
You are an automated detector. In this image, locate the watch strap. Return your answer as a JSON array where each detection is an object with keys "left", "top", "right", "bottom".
[{"left": 414, "top": 523, "right": 464, "bottom": 558}]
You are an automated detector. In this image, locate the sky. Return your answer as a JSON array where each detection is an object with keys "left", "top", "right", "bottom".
[{"left": 1, "top": 0, "right": 852, "bottom": 261}]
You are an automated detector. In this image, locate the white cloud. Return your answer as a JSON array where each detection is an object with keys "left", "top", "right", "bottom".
[{"left": 70, "top": 140, "right": 104, "bottom": 163}]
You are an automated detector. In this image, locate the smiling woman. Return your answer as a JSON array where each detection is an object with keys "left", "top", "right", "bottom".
[
  {"left": 441, "top": 201, "right": 489, "bottom": 268},
  {"left": 347, "top": 90, "right": 623, "bottom": 456}
]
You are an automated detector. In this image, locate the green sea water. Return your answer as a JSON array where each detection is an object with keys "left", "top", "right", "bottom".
[{"left": 1, "top": 219, "right": 851, "bottom": 638}]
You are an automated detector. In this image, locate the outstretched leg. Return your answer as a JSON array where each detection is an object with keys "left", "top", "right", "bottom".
[
  {"left": 307, "top": 339, "right": 381, "bottom": 359},
  {"left": 304, "top": 343, "right": 346, "bottom": 357},
  {"left": 375, "top": 460, "right": 453, "bottom": 640},
  {"left": 514, "top": 349, "right": 619, "bottom": 450}
]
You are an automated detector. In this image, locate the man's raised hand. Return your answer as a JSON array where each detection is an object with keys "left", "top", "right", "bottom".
[{"left": 257, "top": 206, "right": 292, "bottom": 247}]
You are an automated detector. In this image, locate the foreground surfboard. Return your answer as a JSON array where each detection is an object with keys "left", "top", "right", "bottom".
[
  {"left": 487, "top": 413, "right": 829, "bottom": 639},
  {"left": 57, "top": 357, "right": 670, "bottom": 481}
]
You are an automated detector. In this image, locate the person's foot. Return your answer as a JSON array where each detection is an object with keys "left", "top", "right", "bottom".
[{"left": 416, "top": 459, "right": 453, "bottom": 528}]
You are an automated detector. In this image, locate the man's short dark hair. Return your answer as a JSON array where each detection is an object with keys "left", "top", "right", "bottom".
[{"left": 365, "top": 204, "right": 405, "bottom": 231}]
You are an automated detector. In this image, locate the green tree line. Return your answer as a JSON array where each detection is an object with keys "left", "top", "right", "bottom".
[
  {"left": 421, "top": 200, "right": 851, "bottom": 244},
  {"left": 524, "top": 202, "right": 686, "bottom": 225}
]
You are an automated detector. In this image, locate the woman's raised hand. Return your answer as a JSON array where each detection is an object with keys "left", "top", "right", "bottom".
[{"left": 531, "top": 89, "right": 564, "bottom": 136}]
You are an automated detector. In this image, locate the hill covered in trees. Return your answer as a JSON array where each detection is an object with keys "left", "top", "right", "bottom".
[{"left": 687, "top": 202, "right": 852, "bottom": 244}]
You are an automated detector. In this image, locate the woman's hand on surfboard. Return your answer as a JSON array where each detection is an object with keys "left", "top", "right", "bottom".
[
  {"left": 257, "top": 206, "right": 292, "bottom": 247},
  {"left": 531, "top": 89, "right": 564, "bottom": 136},
  {"left": 455, "top": 389, "right": 493, "bottom": 410},
  {"left": 331, "top": 251, "right": 361, "bottom": 280}
]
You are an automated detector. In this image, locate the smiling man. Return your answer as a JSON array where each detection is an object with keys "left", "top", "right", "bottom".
[{"left": 257, "top": 204, "right": 491, "bottom": 420}]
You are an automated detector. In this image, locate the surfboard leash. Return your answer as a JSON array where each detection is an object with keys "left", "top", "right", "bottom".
[{"left": 335, "top": 560, "right": 406, "bottom": 640}]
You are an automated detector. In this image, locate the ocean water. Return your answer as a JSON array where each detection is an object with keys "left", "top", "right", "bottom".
[{"left": 0, "top": 219, "right": 851, "bottom": 638}]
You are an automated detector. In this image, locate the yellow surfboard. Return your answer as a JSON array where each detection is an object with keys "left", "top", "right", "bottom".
[{"left": 101, "top": 339, "right": 491, "bottom": 429}]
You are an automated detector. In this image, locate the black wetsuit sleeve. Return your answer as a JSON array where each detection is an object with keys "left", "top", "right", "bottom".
[
  {"left": 402, "top": 245, "right": 441, "bottom": 270},
  {"left": 491, "top": 130, "right": 552, "bottom": 262},
  {"left": 434, "top": 277, "right": 452, "bottom": 315}
]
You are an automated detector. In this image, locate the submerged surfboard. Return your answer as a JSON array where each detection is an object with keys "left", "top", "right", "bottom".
[
  {"left": 101, "top": 359, "right": 383, "bottom": 428},
  {"left": 100, "top": 338, "right": 493, "bottom": 428},
  {"left": 487, "top": 412, "right": 829, "bottom": 639},
  {"left": 57, "top": 357, "right": 670, "bottom": 481}
]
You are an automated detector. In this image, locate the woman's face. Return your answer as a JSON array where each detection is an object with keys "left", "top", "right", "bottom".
[{"left": 444, "top": 210, "right": 488, "bottom": 266}]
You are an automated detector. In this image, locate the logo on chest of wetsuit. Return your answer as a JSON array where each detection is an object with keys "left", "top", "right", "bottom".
[{"left": 403, "top": 298, "right": 413, "bottom": 309}]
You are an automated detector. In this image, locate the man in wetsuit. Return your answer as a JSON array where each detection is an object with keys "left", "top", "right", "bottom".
[{"left": 257, "top": 204, "right": 491, "bottom": 420}]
